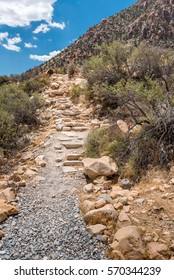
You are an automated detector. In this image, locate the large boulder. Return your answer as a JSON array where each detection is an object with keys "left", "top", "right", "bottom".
[
  {"left": 84, "top": 204, "right": 118, "bottom": 225},
  {"left": 110, "top": 226, "right": 145, "bottom": 260},
  {"left": 82, "top": 156, "right": 118, "bottom": 180}
]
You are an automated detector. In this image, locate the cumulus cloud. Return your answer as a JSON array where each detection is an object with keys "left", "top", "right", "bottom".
[
  {"left": 0, "top": 0, "right": 57, "bottom": 27},
  {"left": 0, "top": 32, "right": 21, "bottom": 52},
  {"left": 49, "top": 21, "right": 65, "bottom": 30},
  {"left": 0, "top": 32, "right": 8, "bottom": 41},
  {"left": 30, "top": 50, "right": 60, "bottom": 61},
  {"left": 24, "top": 42, "right": 37, "bottom": 48},
  {"left": 33, "top": 23, "right": 50, "bottom": 34},
  {"left": 33, "top": 21, "right": 65, "bottom": 34}
]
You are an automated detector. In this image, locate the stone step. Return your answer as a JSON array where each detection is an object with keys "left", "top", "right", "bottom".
[
  {"left": 65, "top": 122, "right": 86, "bottom": 127},
  {"left": 72, "top": 127, "right": 89, "bottom": 132},
  {"left": 67, "top": 154, "right": 83, "bottom": 160},
  {"left": 62, "top": 166, "right": 77, "bottom": 173},
  {"left": 62, "top": 110, "right": 81, "bottom": 116},
  {"left": 45, "top": 90, "right": 64, "bottom": 97},
  {"left": 62, "top": 142, "right": 83, "bottom": 149},
  {"left": 63, "top": 160, "right": 83, "bottom": 166}
]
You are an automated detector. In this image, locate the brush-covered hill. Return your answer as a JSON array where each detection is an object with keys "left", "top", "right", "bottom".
[{"left": 23, "top": 0, "right": 174, "bottom": 77}]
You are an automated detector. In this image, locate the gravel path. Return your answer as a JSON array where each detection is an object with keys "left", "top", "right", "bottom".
[{"left": 0, "top": 81, "right": 107, "bottom": 260}]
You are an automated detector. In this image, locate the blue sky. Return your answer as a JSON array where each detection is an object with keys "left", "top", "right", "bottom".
[{"left": 0, "top": 0, "right": 137, "bottom": 76}]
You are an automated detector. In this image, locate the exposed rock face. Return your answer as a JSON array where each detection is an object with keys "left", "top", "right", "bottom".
[
  {"left": 82, "top": 156, "right": 118, "bottom": 180},
  {"left": 84, "top": 204, "right": 118, "bottom": 225}
]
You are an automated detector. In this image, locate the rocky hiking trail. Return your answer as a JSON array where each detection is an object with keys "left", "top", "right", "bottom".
[
  {"left": 0, "top": 74, "right": 108, "bottom": 260},
  {"left": 0, "top": 74, "right": 174, "bottom": 260}
]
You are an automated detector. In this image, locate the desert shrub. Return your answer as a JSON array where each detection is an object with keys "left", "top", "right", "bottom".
[
  {"left": 54, "top": 67, "right": 67, "bottom": 75},
  {"left": 21, "top": 76, "right": 48, "bottom": 95},
  {"left": 85, "top": 128, "right": 110, "bottom": 157},
  {"left": 83, "top": 41, "right": 132, "bottom": 86},
  {"left": 0, "top": 109, "right": 17, "bottom": 150},
  {"left": 67, "top": 63, "right": 76, "bottom": 79},
  {"left": 0, "top": 76, "right": 9, "bottom": 86},
  {"left": 69, "top": 85, "right": 84, "bottom": 103},
  {"left": 0, "top": 83, "right": 43, "bottom": 152},
  {"left": 0, "top": 84, "right": 42, "bottom": 125}
]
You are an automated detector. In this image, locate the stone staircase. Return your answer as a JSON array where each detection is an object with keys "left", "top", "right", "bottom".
[{"left": 42, "top": 74, "right": 109, "bottom": 175}]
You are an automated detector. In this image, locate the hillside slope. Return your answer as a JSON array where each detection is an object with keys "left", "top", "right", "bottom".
[{"left": 34, "top": 0, "right": 174, "bottom": 73}]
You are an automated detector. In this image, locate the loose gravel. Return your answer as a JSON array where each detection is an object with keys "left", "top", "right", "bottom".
[{"left": 0, "top": 130, "right": 107, "bottom": 260}]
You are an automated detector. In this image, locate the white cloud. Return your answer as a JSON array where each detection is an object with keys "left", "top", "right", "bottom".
[
  {"left": 33, "top": 21, "right": 65, "bottom": 34},
  {"left": 33, "top": 36, "right": 38, "bottom": 41},
  {"left": 33, "top": 23, "right": 50, "bottom": 34},
  {"left": 49, "top": 21, "right": 65, "bottom": 30},
  {"left": 0, "top": 32, "right": 8, "bottom": 41},
  {"left": 24, "top": 42, "right": 37, "bottom": 48},
  {"left": 30, "top": 50, "right": 60, "bottom": 61},
  {"left": 0, "top": 0, "right": 57, "bottom": 27},
  {"left": 1, "top": 43, "right": 20, "bottom": 52},
  {"left": 0, "top": 33, "right": 21, "bottom": 52}
]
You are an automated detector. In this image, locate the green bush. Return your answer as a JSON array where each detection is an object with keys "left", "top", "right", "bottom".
[
  {"left": 21, "top": 76, "right": 48, "bottom": 95},
  {"left": 83, "top": 41, "right": 174, "bottom": 179},
  {"left": 85, "top": 128, "right": 109, "bottom": 157},
  {"left": 0, "top": 109, "right": 17, "bottom": 150},
  {"left": 69, "top": 85, "right": 85, "bottom": 103},
  {"left": 67, "top": 63, "right": 76, "bottom": 79},
  {"left": 0, "top": 83, "right": 43, "bottom": 152}
]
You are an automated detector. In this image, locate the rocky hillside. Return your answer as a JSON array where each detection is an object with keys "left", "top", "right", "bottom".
[{"left": 25, "top": 0, "right": 174, "bottom": 76}]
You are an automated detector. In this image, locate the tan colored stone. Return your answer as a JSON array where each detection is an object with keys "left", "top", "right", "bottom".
[
  {"left": 118, "top": 210, "right": 131, "bottom": 223},
  {"left": 35, "top": 155, "right": 47, "bottom": 167},
  {"left": 103, "top": 180, "right": 112, "bottom": 190},
  {"left": 147, "top": 242, "right": 169, "bottom": 260},
  {"left": 117, "top": 120, "right": 129, "bottom": 133},
  {"left": 20, "top": 152, "right": 34, "bottom": 163},
  {"left": 111, "top": 226, "right": 145, "bottom": 260},
  {"left": 83, "top": 183, "right": 94, "bottom": 194},
  {"left": 0, "top": 180, "right": 8, "bottom": 190},
  {"left": 82, "top": 156, "right": 118, "bottom": 180},
  {"left": 87, "top": 224, "right": 107, "bottom": 235},
  {"left": 93, "top": 176, "right": 107, "bottom": 185},
  {"left": 0, "top": 203, "right": 19, "bottom": 222},
  {"left": 114, "top": 226, "right": 141, "bottom": 242},
  {"left": 67, "top": 154, "right": 82, "bottom": 160},
  {"left": 113, "top": 202, "right": 123, "bottom": 210},
  {"left": 84, "top": 204, "right": 118, "bottom": 225},
  {"left": 0, "top": 188, "right": 16, "bottom": 203},
  {"left": 95, "top": 199, "right": 106, "bottom": 209},
  {"left": 63, "top": 160, "right": 83, "bottom": 166},
  {"left": 0, "top": 230, "right": 5, "bottom": 238},
  {"left": 81, "top": 200, "right": 95, "bottom": 214},
  {"left": 110, "top": 250, "right": 126, "bottom": 260}
]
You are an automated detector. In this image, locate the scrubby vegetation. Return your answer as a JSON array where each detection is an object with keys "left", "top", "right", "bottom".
[
  {"left": 83, "top": 41, "right": 174, "bottom": 180},
  {"left": 0, "top": 79, "right": 44, "bottom": 154}
]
